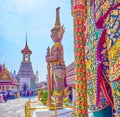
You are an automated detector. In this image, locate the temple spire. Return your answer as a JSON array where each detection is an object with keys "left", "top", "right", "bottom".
[
  {"left": 55, "top": 7, "right": 61, "bottom": 28},
  {"left": 21, "top": 32, "right": 32, "bottom": 55},
  {"left": 25, "top": 31, "right": 28, "bottom": 47}
]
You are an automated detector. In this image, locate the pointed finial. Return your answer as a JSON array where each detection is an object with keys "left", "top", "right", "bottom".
[
  {"left": 36, "top": 70, "right": 38, "bottom": 76},
  {"left": 3, "top": 63, "right": 5, "bottom": 68},
  {"left": 21, "top": 31, "right": 32, "bottom": 54},
  {"left": 55, "top": 7, "right": 61, "bottom": 28},
  {"left": 26, "top": 31, "right": 28, "bottom": 46},
  {"left": 47, "top": 46, "right": 50, "bottom": 55}
]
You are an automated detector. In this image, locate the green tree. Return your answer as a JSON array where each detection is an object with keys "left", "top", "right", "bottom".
[{"left": 41, "top": 91, "right": 48, "bottom": 105}]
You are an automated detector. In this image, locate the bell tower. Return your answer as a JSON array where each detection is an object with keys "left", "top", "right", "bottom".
[{"left": 17, "top": 33, "right": 36, "bottom": 91}]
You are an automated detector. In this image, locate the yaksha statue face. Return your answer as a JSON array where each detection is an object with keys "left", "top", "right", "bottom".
[
  {"left": 50, "top": 7, "right": 65, "bottom": 43},
  {"left": 51, "top": 25, "right": 65, "bottom": 43}
]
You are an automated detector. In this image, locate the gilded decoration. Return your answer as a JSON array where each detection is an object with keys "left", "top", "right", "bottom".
[{"left": 85, "top": 0, "right": 120, "bottom": 115}]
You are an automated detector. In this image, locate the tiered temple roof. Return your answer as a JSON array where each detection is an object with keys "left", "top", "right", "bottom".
[
  {"left": 0, "top": 65, "right": 19, "bottom": 86},
  {"left": 17, "top": 62, "right": 35, "bottom": 78}
]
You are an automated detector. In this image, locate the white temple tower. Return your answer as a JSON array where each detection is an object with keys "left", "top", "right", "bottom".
[{"left": 17, "top": 34, "right": 36, "bottom": 91}]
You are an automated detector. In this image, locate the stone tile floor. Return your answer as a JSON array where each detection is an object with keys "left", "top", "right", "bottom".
[
  {"left": 0, "top": 98, "right": 28, "bottom": 117},
  {"left": 0, "top": 97, "right": 93, "bottom": 117}
]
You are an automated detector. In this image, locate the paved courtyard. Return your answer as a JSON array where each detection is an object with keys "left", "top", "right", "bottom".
[
  {"left": 0, "top": 97, "right": 29, "bottom": 117},
  {"left": 0, "top": 97, "right": 93, "bottom": 117}
]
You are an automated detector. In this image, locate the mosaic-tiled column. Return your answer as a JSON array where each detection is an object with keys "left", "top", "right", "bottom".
[{"left": 71, "top": 0, "right": 88, "bottom": 116}]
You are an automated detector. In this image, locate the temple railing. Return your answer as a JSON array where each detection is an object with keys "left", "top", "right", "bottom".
[{"left": 25, "top": 99, "right": 76, "bottom": 117}]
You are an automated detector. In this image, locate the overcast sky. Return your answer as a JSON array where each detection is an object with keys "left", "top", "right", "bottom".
[{"left": 0, "top": 0, "right": 74, "bottom": 82}]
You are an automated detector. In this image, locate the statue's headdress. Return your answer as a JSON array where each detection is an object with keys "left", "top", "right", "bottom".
[{"left": 51, "top": 7, "right": 65, "bottom": 42}]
